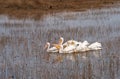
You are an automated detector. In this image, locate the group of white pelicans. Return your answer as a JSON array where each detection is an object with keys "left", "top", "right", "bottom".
[{"left": 44, "top": 37, "right": 102, "bottom": 53}]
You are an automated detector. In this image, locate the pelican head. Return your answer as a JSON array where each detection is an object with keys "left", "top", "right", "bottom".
[
  {"left": 59, "top": 37, "right": 64, "bottom": 45},
  {"left": 44, "top": 42, "right": 50, "bottom": 50}
]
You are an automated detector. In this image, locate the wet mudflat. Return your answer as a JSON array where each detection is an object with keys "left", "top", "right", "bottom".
[{"left": 0, "top": 5, "right": 120, "bottom": 79}]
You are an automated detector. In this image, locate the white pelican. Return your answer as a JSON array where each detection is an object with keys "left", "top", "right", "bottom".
[
  {"left": 58, "top": 37, "right": 64, "bottom": 45},
  {"left": 53, "top": 37, "right": 78, "bottom": 49},
  {"left": 62, "top": 39, "right": 79, "bottom": 49},
  {"left": 74, "top": 42, "right": 102, "bottom": 52},
  {"left": 58, "top": 38, "right": 79, "bottom": 53},
  {"left": 74, "top": 42, "right": 90, "bottom": 52},
  {"left": 59, "top": 44, "right": 77, "bottom": 53},
  {"left": 88, "top": 42, "right": 102, "bottom": 50},
  {"left": 53, "top": 38, "right": 89, "bottom": 53},
  {"left": 44, "top": 42, "right": 59, "bottom": 53}
]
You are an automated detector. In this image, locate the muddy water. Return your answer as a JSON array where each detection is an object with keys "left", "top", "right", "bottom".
[{"left": 0, "top": 6, "right": 120, "bottom": 79}]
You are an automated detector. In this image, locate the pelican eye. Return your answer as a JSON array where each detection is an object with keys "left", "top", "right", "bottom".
[{"left": 77, "top": 44, "right": 79, "bottom": 46}]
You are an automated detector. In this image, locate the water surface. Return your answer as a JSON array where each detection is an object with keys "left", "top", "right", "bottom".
[{"left": 0, "top": 6, "right": 120, "bottom": 79}]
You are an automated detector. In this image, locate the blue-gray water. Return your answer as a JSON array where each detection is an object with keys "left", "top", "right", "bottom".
[{"left": 0, "top": 5, "right": 120, "bottom": 79}]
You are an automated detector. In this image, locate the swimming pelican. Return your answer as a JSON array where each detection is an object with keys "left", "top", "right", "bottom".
[
  {"left": 53, "top": 37, "right": 78, "bottom": 49},
  {"left": 59, "top": 44, "right": 77, "bottom": 53},
  {"left": 62, "top": 39, "right": 79, "bottom": 49},
  {"left": 88, "top": 42, "right": 102, "bottom": 50},
  {"left": 44, "top": 42, "right": 59, "bottom": 53},
  {"left": 75, "top": 42, "right": 102, "bottom": 52},
  {"left": 54, "top": 38, "right": 87, "bottom": 53},
  {"left": 74, "top": 42, "right": 90, "bottom": 52}
]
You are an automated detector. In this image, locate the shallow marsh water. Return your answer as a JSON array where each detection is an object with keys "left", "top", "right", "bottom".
[{"left": 0, "top": 6, "right": 120, "bottom": 79}]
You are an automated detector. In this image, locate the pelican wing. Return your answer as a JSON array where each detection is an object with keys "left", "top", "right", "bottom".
[
  {"left": 88, "top": 42, "right": 102, "bottom": 50},
  {"left": 75, "top": 43, "right": 90, "bottom": 52},
  {"left": 63, "top": 40, "right": 78, "bottom": 46},
  {"left": 63, "top": 45, "right": 76, "bottom": 53}
]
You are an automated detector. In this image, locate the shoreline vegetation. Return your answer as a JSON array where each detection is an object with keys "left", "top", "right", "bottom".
[{"left": 0, "top": 0, "right": 119, "bottom": 19}]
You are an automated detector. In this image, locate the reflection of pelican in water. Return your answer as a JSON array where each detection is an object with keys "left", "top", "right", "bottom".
[
  {"left": 47, "top": 51, "right": 102, "bottom": 64},
  {"left": 44, "top": 42, "right": 59, "bottom": 53}
]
